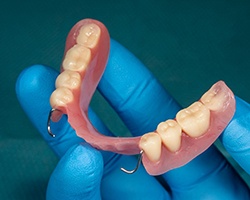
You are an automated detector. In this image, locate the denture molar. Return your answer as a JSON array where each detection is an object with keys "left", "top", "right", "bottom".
[
  {"left": 55, "top": 70, "right": 81, "bottom": 90},
  {"left": 76, "top": 23, "right": 101, "bottom": 48},
  {"left": 62, "top": 44, "right": 91, "bottom": 72},
  {"left": 176, "top": 102, "right": 210, "bottom": 138},
  {"left": 156, "top": 120, "right": 182, "bottom": 152},
  {"left": 201, "top": 83, "right": 230, "bottom": 111},
  {"left": 139, "top": 132, "right": 162, "bottom": 163}
]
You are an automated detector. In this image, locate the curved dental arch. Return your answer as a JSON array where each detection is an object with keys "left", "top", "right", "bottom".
[{"left": 49, "top": 19, "right": 236, "bottom": 175}]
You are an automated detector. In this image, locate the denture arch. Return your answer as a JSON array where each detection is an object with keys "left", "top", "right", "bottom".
[{"left": 49, "top": 19, "right": 236, "bottom": 175}]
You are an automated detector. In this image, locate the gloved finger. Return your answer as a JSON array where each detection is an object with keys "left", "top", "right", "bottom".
[
  {"left": 16, "top": 65, "right": 83, "bottom": 157},
  {"left": 98, "top": 39, "right": 250, "bottom": 198},
  {"left": 221, "top": 96, "right": 250, "bottom": 174},
  {"left": 98, "top": 39, "right": 181, "bottom": 136},
  {"left": 16, "top": 65, "right": 171, "bottom": 199},
  {"left": 46, "top": 143, "right": 103, "bottom": 200}
]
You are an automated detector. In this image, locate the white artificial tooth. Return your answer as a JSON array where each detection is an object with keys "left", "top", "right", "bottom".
[
  {"left": 55, "top": 70, "right": 81, "bottom": 90},
  {"left": 157, "top": 120, "right": 182, "bottom": 152},
  {"left": 139, "top": 132, "right": 162, "bottom": 163},
  {"left": 176, "top": 102, "right": 210, "bottom": 138},
  {"left": 76, "top": 23, "right": 101, "bottom": 48},
  {"left": 62, "top": 44, "right": 91, "bottom": 73},
  {"left": 201, "top": 81, "right": 230, "bottom": 111},
  {"left": 50, "top": 87, "right": 74, "bottom": 109}
]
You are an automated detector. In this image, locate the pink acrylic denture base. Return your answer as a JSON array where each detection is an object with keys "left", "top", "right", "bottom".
[{"left": 55, "top": 19, "right": 236, "bottom": 175}]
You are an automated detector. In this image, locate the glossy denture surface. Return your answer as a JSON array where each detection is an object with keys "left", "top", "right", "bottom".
[{"left": 50, "top": 19, "right": 235, "bottom": 175}]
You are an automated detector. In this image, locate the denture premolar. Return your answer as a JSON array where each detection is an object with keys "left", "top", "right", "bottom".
[
  {"left": 139, "top": 132, "right": 162, "bottom": 163},
  {"left": 176, "top": 102, "right": 210, "bottom": 138},
  {"left": 55, "top": 70, "right": 81, "bottom": 90},
  {"left": 50, "top": 87, "right": 74, "bottom": 109},
  {"left": 157, "top": 120, "right": 182, "bottom": 152}
]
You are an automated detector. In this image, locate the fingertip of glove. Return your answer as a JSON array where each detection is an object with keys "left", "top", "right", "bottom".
[
  {"left": 15, "top": 64, "right": 58, "bottom": 114},
  {"left": 16, "top": 65, "right": 58, "bottom": 100},
  {"left": 222, "top": 96, "right": 250, "bottom": 148},
  {"left": 221, "top": 96, "right": 250, "bottom": 173}
]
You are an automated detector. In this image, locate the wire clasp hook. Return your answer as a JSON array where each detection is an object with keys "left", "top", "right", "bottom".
[
  {"left": 48, "top": 108, "right": 143, "bottom": 175},
  {"left": 47, "top": 108, "right": 58, "bottom": 138},
  {"left": 120, "top": 150, "right": 144, "bottom": 174}
]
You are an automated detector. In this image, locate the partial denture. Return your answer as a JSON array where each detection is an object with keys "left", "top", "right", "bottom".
[{"left": 49, "top": 19, "right": 236, "bottom": 175}]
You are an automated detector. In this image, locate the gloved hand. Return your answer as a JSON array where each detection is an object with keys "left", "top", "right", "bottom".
[{"left": 16, "top": 39, "right": 250, "bottom": 199}]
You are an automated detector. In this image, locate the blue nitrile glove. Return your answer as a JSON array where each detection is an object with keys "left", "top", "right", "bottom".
[{"left": 16, "top": 39, "right": 250, "bottom": 200}]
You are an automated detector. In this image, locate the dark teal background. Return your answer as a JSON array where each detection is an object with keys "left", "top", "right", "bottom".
[{"left": 1, "top": 0, "right": 250, "bottom": 199}]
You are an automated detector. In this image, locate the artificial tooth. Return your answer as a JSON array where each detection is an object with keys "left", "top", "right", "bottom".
[
  {"left": 176, "top": 102, "right": 210, "bottom": 138},
  {"left": 76, "top": 23, "right": 101, "bottom": 48},
  {"left": 50, "top": 87, "right": 74, "bottom": 108},
  {"left": 201, "top": 82, "right": 229, "bottom": 111},
  {"left": 156, "top": 120, "right": 182, "bottom": 152},
  {"left": 139, "top": 132, "right": 162, "bottom": 163},
  {"left": 62, "top": 44, "right": 91, "bottom": 73},
  {"left": 55, "top": 70, "right": 81, "bottom": 90}
]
